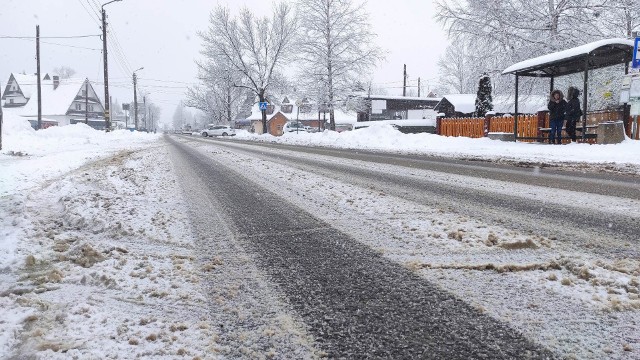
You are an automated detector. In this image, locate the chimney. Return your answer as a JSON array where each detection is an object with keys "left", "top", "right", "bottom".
[{"left": 53, "top": 76, "right": 60, "bottom": 90}]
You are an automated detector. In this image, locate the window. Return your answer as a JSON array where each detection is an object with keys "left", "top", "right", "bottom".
[
  {"left": 282, "top": 104, "right": 293, "bottom": 113},
  {"left": 266, "top": 105, "right": 275, "bottom": 115},
  {"left": 89, "top": 105, "right": 94, "bottom": 112},
  {"left": 82, "top": 90, "right": 87, "bottom": 97},
  {"left": 9, "top": 99, "right": 14, "bottom": 104},
  {"left": 76, "top": 103, "right": 82, "bottom": 110}
]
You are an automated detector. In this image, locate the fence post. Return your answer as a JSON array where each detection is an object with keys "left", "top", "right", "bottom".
[
  {"left": 436, "top": 113, "right": 445, "bottom": 135},
  {"left": 484, "top": 112, "right": 494, "bottom": 137},
  {"left": 537, "top": 110, "right": 547, "bottom": 143}
]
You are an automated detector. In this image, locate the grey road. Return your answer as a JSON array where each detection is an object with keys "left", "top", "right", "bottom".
[{"left": 166, "top": 135, "right": 640, "bottom": 359}]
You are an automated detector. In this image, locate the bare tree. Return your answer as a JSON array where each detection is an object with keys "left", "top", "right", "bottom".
[
  {"left": 435, "top": 0, "right": 620, "bottom": 101},
  {"left": 172, "top": 103, "right": 185, "bottom": 131},
  {"left": 297, "top": 0, "right": 383, "bottom": 130},
  {"left": 198, "top": 3, "right": 298, "bottom": 134},
  {"left": 187, "top": 53, "right": 251, "bottom": 124},
  {"left": 437, "top": 39, "right": 476, "bottom": 94},
  {"left": 600, "top": 0, "right": 640, "bottom": 37},
  {"left": 53, "top": 66, "right": 76, "bottom": 79}
]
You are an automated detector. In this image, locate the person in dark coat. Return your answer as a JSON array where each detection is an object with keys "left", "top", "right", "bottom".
[
  {"left": 565, "top": 86, "right": 582, "bottom": 142},
  {"left": 547, "top": 89, "right": 566, "bottom": 144}
]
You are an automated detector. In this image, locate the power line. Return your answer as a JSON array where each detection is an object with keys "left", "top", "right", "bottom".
[
  {"left": 76, "top": 0, "right": 101, "bottom": 26},
  {"left": 0, "top": 37, "right": 101, "bottom": 51},
  {"left": 0, "top": 34, "right": 101, "bottom": 39}
]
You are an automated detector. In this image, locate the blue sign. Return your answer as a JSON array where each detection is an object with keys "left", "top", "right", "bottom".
[
  {"left": 259, "top": 102, "right": 268, "bottom": 111},
  {"left": 633, "top": 37, "right": 640, "bottom": 69}
]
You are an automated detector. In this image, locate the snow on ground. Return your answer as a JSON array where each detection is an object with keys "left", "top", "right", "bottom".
[
  {"left": 2, "top": 111, "right": 639, "bottom": 358},
  {"left": 186, "top": 138, "right": 640, "bottom": 359},
  {"left": 234, "top": 125, "right": 640, "bottom": 174},
  {"left": 0, "top": 115, "right": 318, "bottom": 358}
]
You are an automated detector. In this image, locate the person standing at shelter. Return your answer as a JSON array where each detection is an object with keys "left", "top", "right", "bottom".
[
  {"left": 564, "top": 87, "right": 582, "bottom": 142},
  {"left": 547, "top": 90, "right": 566, "bottom": 144}
]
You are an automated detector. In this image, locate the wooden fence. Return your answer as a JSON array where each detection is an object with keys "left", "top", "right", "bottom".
[
  {"left": 437, "top": 110, "right": 629, "bottom": 143},
  {"left": 439, "top": 117, "right": 485, "bottom": 138}
]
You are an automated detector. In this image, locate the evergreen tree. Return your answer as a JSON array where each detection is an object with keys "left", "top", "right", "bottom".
[{"left": 475, "top": 73, "right": 493, "bottom": 117}]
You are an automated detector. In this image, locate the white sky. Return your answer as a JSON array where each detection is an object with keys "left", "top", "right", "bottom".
[{"left": 0, "top": 0, "right": 448, "bottom": 125}]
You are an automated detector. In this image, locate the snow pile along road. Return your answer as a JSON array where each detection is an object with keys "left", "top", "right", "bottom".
[
  {"left": 234, "top": 125, "right": 640, "bottom": 173},
  {"left": 0, "top": 147, "right": 218, "bottom": 358}
]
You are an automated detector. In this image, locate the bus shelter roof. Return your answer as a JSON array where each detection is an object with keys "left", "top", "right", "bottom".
[{"left": 502, "top": 38, "right": 635, "bottom": 78}]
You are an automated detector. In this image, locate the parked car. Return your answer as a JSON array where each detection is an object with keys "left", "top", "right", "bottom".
[
  {"left": 334, "top": 124, "right": 353, "bottom": 133},
  {"left": 201, "top": 125, "right": 236, "bottom": 137},
  {"left": 283, "top": 122, "right": 308, "bottom": 133}
]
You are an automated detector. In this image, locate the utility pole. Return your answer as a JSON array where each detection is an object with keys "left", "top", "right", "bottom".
[
  {"left": 101, "top": 0, "right": 122, "bottom": 132},
  {"left": 36, "top": 25, "right": 42, "bottom": 130},
  {"left": 132, "top": 67, "right": 143, "bottom": 131},
  {"left": 85, "top": 79, "right": 89, "bottom": 124},
  {"left": 418, "top": 77, "right": 421, "bottom": 97},
  {"left": 143, "top": 95, "right": 146, "bottom": 131},
  {"left": 101, "top": 9, "right": 110, "bottom": 131},
  {"left": 133, "top": 73, "right": 138, "bottom": 130},
  {"left": 403, "top": 64, "right": 407, "bottom": 97}
]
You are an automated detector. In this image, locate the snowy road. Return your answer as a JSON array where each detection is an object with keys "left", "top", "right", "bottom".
[{"left": 168, "top": 135, "right": 640, "bottom": 359}]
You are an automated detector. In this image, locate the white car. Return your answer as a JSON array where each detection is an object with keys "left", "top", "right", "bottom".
[
  {"left": 282, "top": 122, "right": 308, "bottom": 133},
  {"left": 201, "top": 125, "right": 236, "bottom": 137}
]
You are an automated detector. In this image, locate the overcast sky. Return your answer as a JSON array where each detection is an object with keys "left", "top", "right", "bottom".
[{"left": 0, "top": 0, "right": 448, "bottom": 125}]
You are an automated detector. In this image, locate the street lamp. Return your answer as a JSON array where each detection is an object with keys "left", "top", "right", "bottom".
[
  {"left": 133, "top": 67, "right": 143, "bottom": 130},
  {"left": 101, "top": 0, "right": 123, "bottom": 131}
]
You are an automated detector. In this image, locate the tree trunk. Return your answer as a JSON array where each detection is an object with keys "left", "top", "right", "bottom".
[
  {"left": 227, "top": 87, "right": 232, "bottom": 124},
  {"left": 260, "top": 90, "right": 268, "bottom": 135}
]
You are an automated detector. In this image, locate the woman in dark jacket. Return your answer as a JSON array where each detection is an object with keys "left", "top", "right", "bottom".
[
  {"left": 547, "top": 90, "right": 567, "bottom": 144},
  {"left": 565, "top": 87, "right": 582, "bottom": 142}
]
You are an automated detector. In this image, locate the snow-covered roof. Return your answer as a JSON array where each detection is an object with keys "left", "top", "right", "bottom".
[
  {"left": 245, "top": 101, "right": 357, "bottom": 124},
  {"left": 502, "top": 38, "right": 635, "bottom": 76},
  {"left": 438, "top": 94, "right": 547, "bottom": 115},
  {"left": 19, "top": 78, "right": 88, "bottom": 116},
  {"left": 9, "top": 73, "right": 50, "bottom": 99},
  {"left": 366, "top": 94, "right": 442, "bottom": 102}
]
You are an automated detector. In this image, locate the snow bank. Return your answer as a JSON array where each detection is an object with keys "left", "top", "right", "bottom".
[
  {"left": 1, "top": 112, "right": 158, "bottom": 157},
  {"left": 234, "top": 125, "right": 640, "bottom": 169},
  {"left": 0, "top": 111, "right": 160, "bottom": 272}
]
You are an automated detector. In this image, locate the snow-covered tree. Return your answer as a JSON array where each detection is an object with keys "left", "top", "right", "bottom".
[
  {"left": 172, "top": 103, "right": 185, "bottom": 130},
  {"left": 53, "top": 66, "right": 76, "bottom": 79},
  {"left": 198, "top": 3, "right": 298, "bottom": 134},
  {"left": 600, "top": 0, "right": 640, "bottom": 38},
  {"left": 187, "top": 56, "right": 248, "bottom": 124},
  {"left": 475, "top": 73, "right": 493, "bottom": 117},
  {"left": 435, "top": 0, "right": 631, "bottom": 108},
  {"left": 296, "top": 0, "right": 383, "bottom": 130},
  {"left": 437, "top": 39, "right": 476, "bottom": 94}
]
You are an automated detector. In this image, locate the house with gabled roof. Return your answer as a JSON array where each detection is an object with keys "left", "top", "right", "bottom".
[
  {"left": 4, "top": 75, "right": 105, "bottom": 129},
  {"left": 1, "top": 72, "right": 51, "bottom": 108}
]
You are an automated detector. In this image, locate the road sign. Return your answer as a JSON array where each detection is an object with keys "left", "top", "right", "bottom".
[
  {"left": 259, "top": 102, "right": 268, "bottom": 111},
  {"left": 633, "top": 37, "right": 640, "bottom": 69}
]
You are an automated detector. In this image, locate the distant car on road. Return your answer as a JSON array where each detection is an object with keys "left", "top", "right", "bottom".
[{"left": 201, "top": 125, "right": 236, "bottom": 137}]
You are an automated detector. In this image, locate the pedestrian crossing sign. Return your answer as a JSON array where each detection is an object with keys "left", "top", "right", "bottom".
[{"left": 259, "top": 102, "right": 268, "bottom": 111}]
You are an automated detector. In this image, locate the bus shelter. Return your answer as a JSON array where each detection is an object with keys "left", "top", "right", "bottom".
[{"left": 502, "top": 38, "right": 635, "bottom": 142}]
